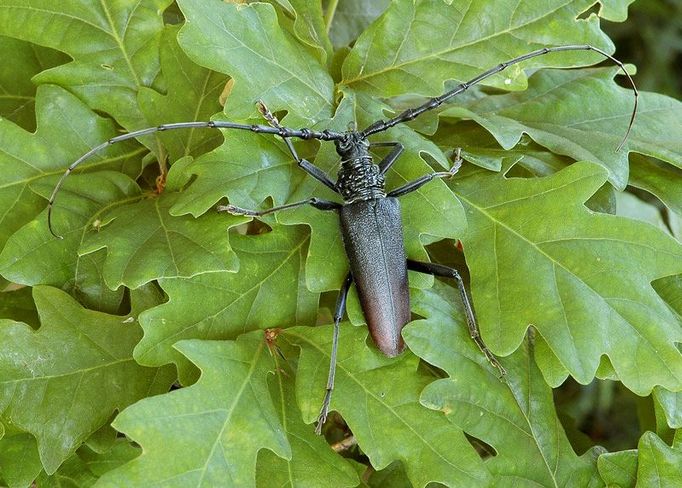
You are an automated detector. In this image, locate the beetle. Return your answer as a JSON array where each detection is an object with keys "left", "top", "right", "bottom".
[{"left": 48, "top": 45, "right": 637, "bottom": 433}]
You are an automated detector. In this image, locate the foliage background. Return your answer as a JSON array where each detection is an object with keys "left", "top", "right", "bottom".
[{"left": 0, "top": 0, "right": 681, "bottom": 486}]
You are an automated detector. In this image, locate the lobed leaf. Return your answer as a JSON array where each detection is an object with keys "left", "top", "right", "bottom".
[
  {"left": 451, "top": 161, "right": 682, "bottom": 393},
  {"left": 0, "top": 85, "right": 142, "bottom": 257},
  {"left": 286, "top": 324, "right": 491, "bottom": 488},
  {"left": 97, "top": 335, "right": 290, "bottom": 488},
  {"left": 0, "top": 431, "right": 42, "bottom": 488},
  {"left": 404, "top": 282, "right": 603, "bottom": 486},
  {"left": 0, "top": 36, "right": 68, "bottom": 131},
  {"left": 341, "top": 0, "right": 617, "bottom": 97},
  {"left": 629, "top": 154, "right": 682, "bottom": 216},
  {"left": 137, "top": 25, "right": 226, "bottom": 162},
  {"left": 176, "top": 0, "right": 335, "bottom": 125},
  {"left": 0, "top": 172, "right": 140, "bottom": 313},
  {"left": 35, "top": 440, "right": 140, "bottom": 488},
  {"left": 597, "top": 449, "right": 637, "bottom": 487},
  {"left": 135, "top": 223, "right": 317, "bottom": 383},
  {"left": 256, "top": 339, "right": 358, "bottom": 487},
  {"left": 78, "top": 191, "right": 245, "bottom": 290},
  {"left": 636, "top": 431, "right": 682, "bottom": 486},
  {"left": 442, "top": 67, "right": 681, "bottom": 190},
  {"left": 327, "top": 0, "right": 390, "bottom": 49},
  {"left": 0, "top": 0, "right": 174, "bottom": 130},
  {"left": 266, "top": 0, "right": 334, "bottom": 65},
  {"left": 0, "top": 286, "right": 174, "bottom": 473}
]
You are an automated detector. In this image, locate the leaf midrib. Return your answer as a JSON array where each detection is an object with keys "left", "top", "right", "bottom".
[{"left": 196, "top": 340, "right": 265, "bottom": 486}]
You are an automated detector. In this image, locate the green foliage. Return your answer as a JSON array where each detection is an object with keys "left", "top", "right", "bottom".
[
  {"left": 0, "top": 0, "right": 680, "bottom": 486},
  {"left": 405, "top": 283, "right": 604, "bottom": 486}
]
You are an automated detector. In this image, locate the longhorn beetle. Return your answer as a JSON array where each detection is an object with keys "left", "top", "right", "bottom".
[{"left": 48, "top": 45, "right": 638, "bottom": 434}]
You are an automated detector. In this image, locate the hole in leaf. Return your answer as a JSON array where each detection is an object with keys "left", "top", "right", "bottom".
[{"left": 465, "top": 432, "right": 497, "bottom": 459}]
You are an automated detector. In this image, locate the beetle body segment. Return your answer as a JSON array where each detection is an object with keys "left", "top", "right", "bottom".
[{"left": 339, "top": 197, "right": 410, "bottom": 356}]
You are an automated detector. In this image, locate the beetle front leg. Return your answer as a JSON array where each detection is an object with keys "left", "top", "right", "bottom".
[
  {"left": 257, "top": 101, "right": 339, "bottom": 192},
  {"left": 217, "top": 197, "right": 340, "bottom": 217},
  {"left": 371, "top": 142, "right": 404, "bottom": 174},
  {"left": 407, "top": 259, "right": 506, "bottom": 377},
  {"left": 387, "top": 148, "right": 462, "bottom": 198},
  {"left": 316, "top": 272, "right": 353, "bottom": 435}
]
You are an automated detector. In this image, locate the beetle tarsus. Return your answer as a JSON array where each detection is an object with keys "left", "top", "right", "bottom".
[
  {"left": 447, "top": 148, "right": 463, "bottom": 178},
  {"left": 315, "top": 390, "right": 333, "bottom": 435},
  {"left": 474, "top": 336, "right": 507, "bottom": 378},
  {"left": 216, "top": 204, "right": 255, "bottom": 216}
]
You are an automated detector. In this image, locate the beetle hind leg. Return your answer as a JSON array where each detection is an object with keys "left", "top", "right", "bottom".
[
  {"left": 407, "top": 259, "right": 506, "bottom": 378},
  {"left": 316, "top": 273, "right": 353, "bottom": 435}
]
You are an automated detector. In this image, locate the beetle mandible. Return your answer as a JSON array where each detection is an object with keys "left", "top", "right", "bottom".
[{"left": 48, "top": 45, "right": 638, "bottom": 433}]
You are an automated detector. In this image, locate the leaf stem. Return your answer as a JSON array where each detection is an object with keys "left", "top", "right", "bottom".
[{"left": 324, "top": 0, "right": 339, "bottom": 34}]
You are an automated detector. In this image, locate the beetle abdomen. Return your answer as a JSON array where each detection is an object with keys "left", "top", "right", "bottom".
[{"left": 339, "top": 197, "right": 409, "bottom": 356}]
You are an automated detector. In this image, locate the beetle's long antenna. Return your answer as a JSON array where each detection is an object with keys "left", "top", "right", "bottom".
[
  {"left": 362, "top": 44, "right": 638, "bottom": 151},
  {"left": 47, "top": 120, "right": 344, "bottom": 238}
]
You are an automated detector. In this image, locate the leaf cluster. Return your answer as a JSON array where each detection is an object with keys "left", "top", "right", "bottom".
[{"left": 0, "top": 0, "right": 681, "bottom": 486}]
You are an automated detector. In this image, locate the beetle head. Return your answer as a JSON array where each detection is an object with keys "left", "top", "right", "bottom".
[{"left": 335, "top": 132, "right": 370, "bottom": 160}]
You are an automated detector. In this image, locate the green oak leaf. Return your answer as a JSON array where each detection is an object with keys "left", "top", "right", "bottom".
[
  {"left": 256, "top": 338, "right": 358, "bottom": 487},
  {"left": 0, "top": 36, "right": 68, "bottom": 131},
  {"left": 135, "top": 224, "right": 317, "bottom": 383},
  {"left": 596, "top": 0, "right": 636, "bottom": 22},
  {"left": 0, "top": 0, "right": 174, "bottom": 130},
  {"left": 286, "top": 324, "right": 491, "bottom": 488},
  {"left": 78, "top": 190, "right": 245, "bottom": 290},
  {"left": 368, "top": 461, "right": 413, "bottom": 488},
  {"left": 0, "top": 172, "right": 140, "bottom": 313},
  {"left": 450, "top": 161, "right": 682, "bottom": 393},
  {"left": 616, "top": 191, "right": 670, "bottom": 234},
  {"left": 97, "top": 335, "right": 291, "bottom": 488},
  {"left": 169, "top": 121, "right": 307, "bottom": 218},
  {"left": 0, "top": 84, "right": 142, "bottom": 258},
  {"left": 78, "top": 440, "right": 141, "bottom": 478},
  {"left": 433, "top": 121, "right": 577, "bottom": 176},
  {"left": 629, "top": 154, "right": 682, "bottom": 215},
  {"left": 404, "top": 282, "right": 603, "bottom": 486},
  {"left": 442, "top": 68, "right": 680, "bottom": 190},
  {"left": 0, "top": 431, "right": 42, "bottom": 488},
  {"left": 636, "top": 431, "right": 682, "bottom": 486},
  {"left": 341, "top": 0, "right": 617, "bottom": 97},
  {"left": 597, "top": 449, "right": 637, "bottom": 487},
  {"left": 0, "top": 286, "right": 174, "bottom": 474},
  {"left": 437, "top": 124, "right": 620, "bottom": 214},
  {"left": 137, "top": 25, "right": 226, "bottom": 163},
  {"left": 654, "top": 388, "right": 682, "bottom": 430},
  {"left": 265, "top": 0, "right": 333, "bottom": 65},
  {"left": 34, "top": 440, "right": 140, "bottom": 488},
  {"left": 327, "top": 0, "right": 390, "bottom": 49},
  {"left": 176, "top": 0, "right": 334, "bottom": 124}
]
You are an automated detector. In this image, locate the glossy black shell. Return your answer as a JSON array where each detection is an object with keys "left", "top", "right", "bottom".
[{"left": 339, "top": 197, "right": 410, "bottom": 356}]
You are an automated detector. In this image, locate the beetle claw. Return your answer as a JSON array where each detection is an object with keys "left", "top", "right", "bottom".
[{"left": 447, "top": 147, "right": 463, "bottom": 178}]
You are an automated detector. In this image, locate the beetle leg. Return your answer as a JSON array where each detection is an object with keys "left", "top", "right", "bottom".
[
  {"left": 316, "top": 272, "right": 353, "bottom": 435},
  {"left": 216, "top": 197, "right": 340, "bottom": 217},
  {"left": 407, "top": 259, "right": 506, "bottom": 378},
  {"left": 371, "top": 142, "right": 404, "bottom": 174},
  {"left": 387, "top": 148, "right": 462, "bottom": 198},
  {"left": 257, "top": 100, "right": 339, "bottom": 192}
]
